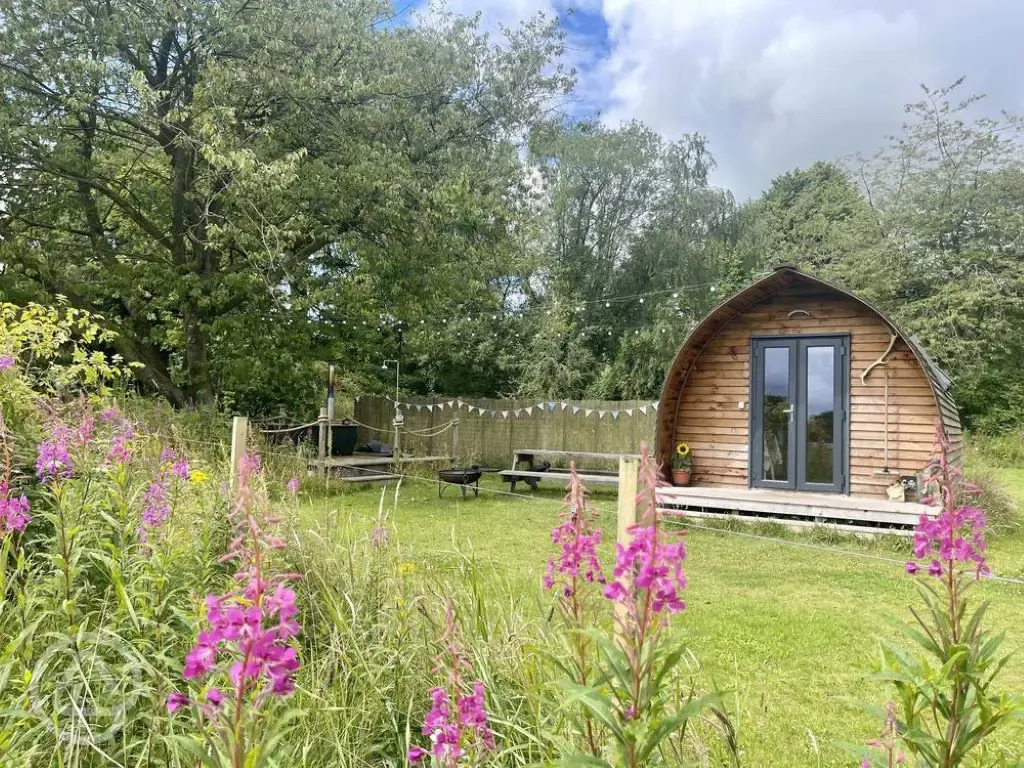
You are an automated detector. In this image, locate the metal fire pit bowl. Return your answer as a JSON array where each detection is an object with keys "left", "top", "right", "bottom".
[{"left": 437, "top": 467, "right": 483, "bottom": 499}]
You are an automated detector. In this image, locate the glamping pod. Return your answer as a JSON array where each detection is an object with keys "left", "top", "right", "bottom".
[{"left": 655, "top": 265, "right": 960, "bottom": 531}]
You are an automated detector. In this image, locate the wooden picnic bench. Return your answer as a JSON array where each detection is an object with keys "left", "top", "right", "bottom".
[{"left": 499, "top": 449, "right": 640, "bottom": 493}]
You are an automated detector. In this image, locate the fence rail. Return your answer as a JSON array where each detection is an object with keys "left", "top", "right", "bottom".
[{"left": 353, "top": 396, "right": 658, "bottom": 467}]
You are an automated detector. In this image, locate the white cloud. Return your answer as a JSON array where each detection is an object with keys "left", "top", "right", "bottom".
[{"left": 428, "top": 0, "right": 1024, "bottom": 198}]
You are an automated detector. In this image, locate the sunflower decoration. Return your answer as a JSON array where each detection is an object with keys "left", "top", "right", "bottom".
[{"left": 673, "top": 442, "right": 692, "bottom": 470}]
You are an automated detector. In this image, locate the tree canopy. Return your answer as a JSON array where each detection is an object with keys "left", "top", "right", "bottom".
[{"left": 0, "top": 4, "right": 1021, "bottom": 432}]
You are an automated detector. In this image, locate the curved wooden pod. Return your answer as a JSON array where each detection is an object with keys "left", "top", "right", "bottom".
[{"left": 656, "top": 266, "right": 962, "bottom": 498}]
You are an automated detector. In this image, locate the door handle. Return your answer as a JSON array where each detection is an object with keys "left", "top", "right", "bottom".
[{"left": 782, "top": 406, "right": 794, "bottom": 414}]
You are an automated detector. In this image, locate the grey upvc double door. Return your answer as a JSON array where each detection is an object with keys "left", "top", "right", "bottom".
[{"left": 750, "top": 336, "right": 848, "bottom": 493}]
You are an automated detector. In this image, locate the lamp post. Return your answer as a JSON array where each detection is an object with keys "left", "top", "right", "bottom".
[{"left": 382, "top": 359, "right": 402, "bottom": 458}]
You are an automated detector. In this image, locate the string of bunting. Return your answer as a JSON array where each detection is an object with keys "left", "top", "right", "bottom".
[{"left": 355, "top": 396, "right": 659, "bottom": 421}]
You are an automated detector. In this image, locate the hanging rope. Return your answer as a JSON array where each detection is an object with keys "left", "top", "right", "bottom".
[{"left": 256, "top": 420, "right": 319, "bottom": 435}]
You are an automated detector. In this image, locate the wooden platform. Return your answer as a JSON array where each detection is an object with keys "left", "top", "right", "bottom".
[
  {"left": 314, "top": 453, "right": 451, "bottom": 483},
  {"left": 318, "top": 453, "right": 452, "bottom": 468},
  {"left": 656, "top": 485, "right": 933, "bottom": 534}
]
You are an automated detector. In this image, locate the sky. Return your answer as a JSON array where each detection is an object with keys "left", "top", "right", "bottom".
[{"left": 414, "top": 0, "right": 1024, "bottom": 200}]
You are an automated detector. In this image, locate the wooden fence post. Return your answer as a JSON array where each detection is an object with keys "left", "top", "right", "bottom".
[
  {"left": 451, "top": 418, "right": 460, "bottom": 463},
  {"left": 230, "top": 416, "right": 249, "bottom": 490},
  {"left": 614, "top": 456, "right": 639, "bottom": 634},
  {"left": 317, "top": 407, "right": 328, "bottom": 479},
  {"left": 616, "top": 456, "right": 639, "bottom": 543}
]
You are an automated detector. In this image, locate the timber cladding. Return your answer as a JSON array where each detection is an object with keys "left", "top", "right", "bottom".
[{"left": 657, "top": 267, "right": 962, "bottom": 500}]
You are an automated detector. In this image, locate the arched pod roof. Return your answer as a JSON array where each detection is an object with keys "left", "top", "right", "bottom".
[{"left": 655, "top": 265, "right": 960, "bottom": 471}]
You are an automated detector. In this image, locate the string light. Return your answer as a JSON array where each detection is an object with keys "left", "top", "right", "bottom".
[{"left": 352, "top": 280, "right": 724, "bottom": 334}]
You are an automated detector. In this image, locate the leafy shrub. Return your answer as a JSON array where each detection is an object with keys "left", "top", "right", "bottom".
[
  {"left": 966, "top": 429, "right": 1024, "bottom": 468},
  {"left": 964, "top": 465, "right": 1021, "bottom": 536}
]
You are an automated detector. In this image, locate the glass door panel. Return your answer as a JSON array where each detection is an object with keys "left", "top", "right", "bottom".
[
  {"left": 751, "top": 339, "right": 797, "bottom": 490},
  {"left": 761, "top": 346, "right": 792, "bottom": 482},
  {"left": 804, "top": 345, "right": 835, "bottom": 485}
]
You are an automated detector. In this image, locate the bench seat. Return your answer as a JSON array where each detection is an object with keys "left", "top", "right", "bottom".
[{"left": 498, "top": 469, "right": 619, "bottom": 486}]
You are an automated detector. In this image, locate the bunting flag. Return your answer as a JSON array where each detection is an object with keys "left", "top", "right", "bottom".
[{"left": 375, "top": 396, "right": 664, "bottom": 421}]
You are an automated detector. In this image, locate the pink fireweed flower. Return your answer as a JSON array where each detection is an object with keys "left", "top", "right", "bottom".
[
  {"left": 36, "top": 436, "right": 72, "bottom": 482},
  {"left": 140, "top": 477, "right": 172, "bottom": 540},
  {"left": 100, "top": 407, "right": 120, "bottom": 422},
  {"left": 544, "top": 465, "right": 605, "bottom": 597},
  {"left": 172, "top": 459, "right": 191, "bottom": 481},
  {"left": 105, "top": 421, "right": 135, "bottom": 466},
  {"left": 604, "top": 525, "right": 687, "bottom": 613},
  {"left": 409, "top": 603, "right": 495, "bottom": 766},
  {"left": 905, "top": 428, "right": 989, "bottom": 579},
  {"left": 166, "top": 691, "right": 190, "bottom": 714},
  {"left": 0, "top": 355, "right": 14, "bottom": 370},
  {"left": 0, "top": 482, "right": 31, "bottom": 534},
  {"left": 603, "top": 445, "right": 688, "bottom": 616},
  {"left": 181, "top": 452, "right": 302, "bottom": 707},
  {"left": 160, "top": 446, "right": 177, "bottom": 463},
  {"left": 286, "top": 477, "right": 300, "bottom": 495},
  {"left": 75, "top": 414, "right": 96, "bottom": 446}
]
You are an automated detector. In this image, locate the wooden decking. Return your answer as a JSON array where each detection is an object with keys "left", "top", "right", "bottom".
[{"left": 656, "top": 485, "right": 934, "bottom": 535}]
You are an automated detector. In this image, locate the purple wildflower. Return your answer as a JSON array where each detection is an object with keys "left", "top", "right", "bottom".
[
  {"left": 905, "top": 429, "right": 990, "bottom": 580},
  {"left": 36, "top": 437, "right": 72, "bottom": 482},
  {"left": 408, "top": 603, "right": 494, "bottom": 767},
  {"left": 904, "top": 561, "right": 919, "bottom": 575},
  {"left": 206, "top": 688, "right": 224, "bottom": 707},
  {"left": 0, "top": 355, "right": 14, "bottom": 370},
  {"left": 286, "top": 477, "right": 300, "bottom": 495},
  {"left": 100, "top": 407, "right": 120, "bottom": 422},
  {"left": 604, "top": 524, "right": 687, "bottom": 613},
  {"left": 75, "top": 414, "right": 96, "bottom": 446},
  {"left": 106, "top": 421, "right": 135, "bottom": 466},
  {"left": 0, "top": 482, "right": 31, "bottom": 534},
  {"left": 181, "top": 452, "right": 301, "bottom": 705},
  {"left": 371, "top": 526, "right": 390, "bottom": 548},
  {"left": 166, "top": 691, "right": 190, "bottom": 714},
  {"left": 140, "top": 477, "right": 172, "bottom": 540},
  {"left": 544, "top": 469, "right": 605, "bottom": 596},
  {"left": 172, "top": 459, "right": 191, "bottom": 481},
  {"left": 160, "top": 446, "right": 177, "bottom": 463}
]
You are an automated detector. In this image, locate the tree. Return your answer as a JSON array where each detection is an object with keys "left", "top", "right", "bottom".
[
  {"left": 516, "top": 120, "right": 740, "bottom": 398},
  {"left": 846, "top": 80, "right": 1024, "bottom": 430},
  {"left": 0, "top": 0, "right": 570, "bottom": 412}
]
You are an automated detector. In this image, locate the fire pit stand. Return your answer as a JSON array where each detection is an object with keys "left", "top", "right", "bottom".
[{"left": 437, "top": 466, "right": 500, "bottom": 499}]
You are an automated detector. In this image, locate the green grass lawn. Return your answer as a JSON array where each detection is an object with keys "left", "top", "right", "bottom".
[{"left": 298, "top": 474, "right": 1024, "bottom": 766}]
